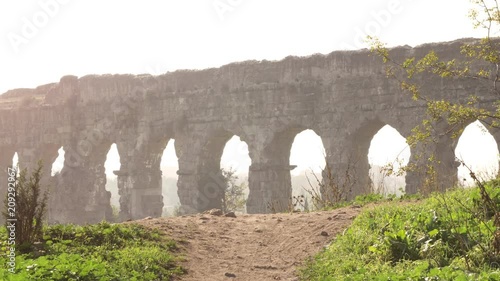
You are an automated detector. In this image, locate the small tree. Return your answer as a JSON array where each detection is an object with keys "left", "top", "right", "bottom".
[
  {"left": 4, "top": 161, "right": 48, "bottom": 251},
  {"left": 368, "top": 0, "right": 500, "bottom": 266},
  {"left": 220, "top": 168, "right": 247, "bottom": 213}
]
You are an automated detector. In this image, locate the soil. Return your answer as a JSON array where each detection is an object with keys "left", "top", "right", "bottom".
[{"left": 136, "top": 206, "right": 361, "bottom": 281}]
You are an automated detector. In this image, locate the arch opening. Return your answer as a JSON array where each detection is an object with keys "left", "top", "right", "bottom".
[
  {"left": 104, "top": 143, "right": 121, "bottom": 215},
  {"left": 289, "top": 129, "right": 326, "bottom": 211},
  {"left": 160, "top": 139, "right": 180, "bottom": 217},
  {"left": 51, "top": 147, "right": 65, "bottom": 176},
  {"left": 368, "top": 125, "right": 410, "bottom": 196},
  {"left": 455, "top": 120, "right": 499, "bottom": 186},
  {"left": 219, "top": 135, "right": 251, "bottom": 213}
]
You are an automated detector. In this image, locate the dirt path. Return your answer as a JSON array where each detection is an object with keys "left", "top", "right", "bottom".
[{"left": 136, "top": 206, "right": 361, "bottom": 281}]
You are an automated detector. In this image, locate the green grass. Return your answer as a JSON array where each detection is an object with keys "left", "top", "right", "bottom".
[
  {"left": 322, "top": 191, "right": 422, "bottom": 211},
  {"left": 0, "top": 222, "right": 183, "bottom": 281},
  {"left": 301, "top": 181, "right": 500, "bottom": 280}
]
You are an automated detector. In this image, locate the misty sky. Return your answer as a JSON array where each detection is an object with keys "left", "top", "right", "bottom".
[{"left": 4, "top": 1, "right": 499, "bottom": 192}]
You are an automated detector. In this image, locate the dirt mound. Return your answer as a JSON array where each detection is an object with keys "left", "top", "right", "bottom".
[{"left": 137, "top": 206, "right": 360, "bottom": 281}]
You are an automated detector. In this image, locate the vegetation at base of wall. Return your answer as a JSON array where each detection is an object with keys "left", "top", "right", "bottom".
[
  {"left": 317, "top": 191, "right": 422, "bottom": 211},
  {"left": 300, "top": 180, "right": 500, "bottom": 280},
  {"left": 4, "top": 162, "right": 48, "bottom": 253},
  {"left": 221, "top": 167, "right": 247, "bottom": 213},
  {"left": 311, "top": 193, "right": 387, "bottom": 211},
  {"left": 0, "top": 222, "right": 184, "bottom": 281}
]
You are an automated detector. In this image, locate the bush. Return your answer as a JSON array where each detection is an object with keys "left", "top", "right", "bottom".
[
  {"left": 221, "top": 167, "right": 247, "bottom": 213},
  {"left": 3, "top": 162, "right": 48, "bottom": 252}
]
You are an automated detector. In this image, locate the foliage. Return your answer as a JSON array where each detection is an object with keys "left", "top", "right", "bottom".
[
  {"left": 370, "top": 34, "right": 500, "bottom": 142},
  {"left": 0, "top": 222, "right": 183, "bottom": 280},
  {"left": 369, "top": 0, "right": 500, "bottom": 194},
  {"left": 367, "top": 0, "right": 500, "bottom": 272},
  {"left": 111, "top": 205, "right": 119, "bottom": 222},
  {"left": 300, "top": 183, "right": 500, "bottom": 280},
  {"left": 369, "top": 0, "right": 500, "bottom": 127},
  {"left": 3, "top": 162, "right": 48, "bottom": 253},
  {"left": 352, "top": 193, "right": 387, "bottom": 206},
  {"left": 220, "top": 167, "right": 247, "bottom": 213},
  {"left": 172, "top": 205, "right": 182, "bottom": 217}
]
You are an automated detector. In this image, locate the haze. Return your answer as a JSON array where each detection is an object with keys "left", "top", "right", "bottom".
[{"left": 3, "top": 1, "right": 498, "bottom": 206}]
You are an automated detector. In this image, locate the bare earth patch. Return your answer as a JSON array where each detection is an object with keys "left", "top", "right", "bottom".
[{"left": 136, "top": 206, "right": 361, "bottom": 281}]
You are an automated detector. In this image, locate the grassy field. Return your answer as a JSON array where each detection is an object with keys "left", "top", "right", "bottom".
[
  {"left": 0, "top": 222, "right": 183, "bottom": 281},
  {"left": 301, "top": 181, "right": 500, "bottom": 280}
]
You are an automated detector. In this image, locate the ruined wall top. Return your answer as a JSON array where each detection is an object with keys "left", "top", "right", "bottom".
[
  {"left": 0, "top": 37, "right": 495, "bottom": 160},
  {"left": 0, "top": 38, "right": 482, "bottom": 111}
]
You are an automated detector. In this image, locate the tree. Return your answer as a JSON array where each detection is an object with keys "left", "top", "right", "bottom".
[
  {"left": 4, "top": 161, "right": 48, "bottom": 252},
  {"left": 369, "top": 1, "right": 500, "bottom": 143},
  {"left": 369, "top": 0, "right": 500, "bottom": 264},
  {"left": 220, "top": 168, "right": 247, "bottom": 213},
  {"left": 368, "top": 1, "right": 500, "bottom": 192}
]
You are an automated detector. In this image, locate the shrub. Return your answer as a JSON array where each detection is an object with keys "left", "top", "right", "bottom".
[
  {"left": 221, "top": 167, "right": 247, "bottom": 213},
  {"left": 3, "top": 162, "right": 48, "bottom": 252}
]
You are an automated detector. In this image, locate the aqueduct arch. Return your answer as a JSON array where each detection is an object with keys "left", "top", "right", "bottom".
[{"left": 1, "top": 38, "right": 499, "bottom": 224}]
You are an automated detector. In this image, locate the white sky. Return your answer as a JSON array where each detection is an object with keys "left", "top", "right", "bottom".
[{"left": 4, "top": 1, "right": 499, "bottom": 191}]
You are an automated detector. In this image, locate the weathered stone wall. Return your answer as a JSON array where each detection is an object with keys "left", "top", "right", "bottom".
[{"left": 0, "top": 38, "right": 498, "bottom": 224}]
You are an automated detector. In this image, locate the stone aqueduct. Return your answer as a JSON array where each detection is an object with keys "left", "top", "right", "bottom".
[{"left": 1, "top": 39, "right": 499, "bottom": 224}]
